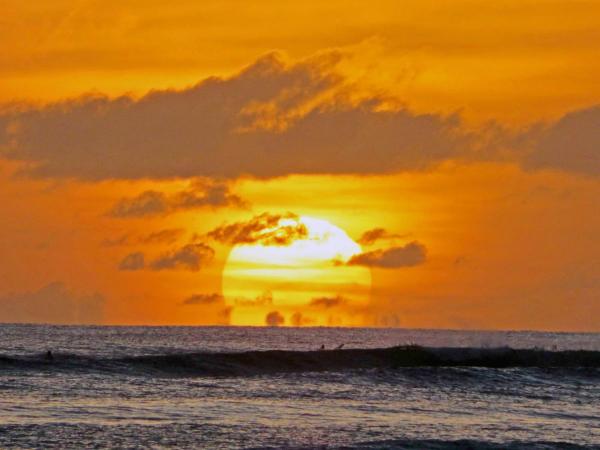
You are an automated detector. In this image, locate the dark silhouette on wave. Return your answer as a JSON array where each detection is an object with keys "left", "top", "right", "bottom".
[{"left": 1, "top": 345, "right": 600, "bottom": 377}]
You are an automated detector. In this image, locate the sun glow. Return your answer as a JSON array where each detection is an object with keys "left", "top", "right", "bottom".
[{"left": 222, "top": 216, "right": 371, "bottom": 326}]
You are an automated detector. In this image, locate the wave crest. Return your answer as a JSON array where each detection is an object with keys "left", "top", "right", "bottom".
[{"left": 2, "top": 345, "right": 600, "bottom": 377}]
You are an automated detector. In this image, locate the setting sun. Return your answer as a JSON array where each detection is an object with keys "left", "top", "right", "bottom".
[{"left": 222, "top": 216, "right": 371, "bottom": 326}]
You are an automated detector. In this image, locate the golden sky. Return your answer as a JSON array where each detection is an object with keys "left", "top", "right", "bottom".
[{"left": 1, "top": 0, "right": 599, "bottom": 330}]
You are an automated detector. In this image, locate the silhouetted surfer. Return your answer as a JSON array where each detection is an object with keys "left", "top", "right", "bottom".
[
  {"left": 45, "top": 350, "right": 54, "bottom": 362},
  {"left": 320, "top": 344, "right": 325, "bottom": 350}
]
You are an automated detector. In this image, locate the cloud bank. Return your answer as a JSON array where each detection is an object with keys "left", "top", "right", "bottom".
[
  {"left": 0, "top": 52, "right": 469, "bottom": 180},
  {"left": 1, "top": 51, "right": 597, "bottom": 181}
]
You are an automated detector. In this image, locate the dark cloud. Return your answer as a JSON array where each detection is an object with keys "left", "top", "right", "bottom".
[
  {"left": 0, "top": 282, "right": 104, "bottom": 324},
  {"left": 109, "top": 191, "right": 168, "bottom": 217},
  {"left": 265, "top": 310, "right": 285, "bottom": 326},
  {"left": 150, "top": 243, "right": 214, "bottom": 271},
  {"left": 2, "top": 51, "right": 599, "bottom": 181},
  {"left": 181, "top": 293, "right": 224, "bottom": 306},
  {"left": 357, "top": 228, "right": 407, "bottom": 246},
  {"left": 524, "top": 105, "right": 600, "bottom": 176},
  {"left": 309, "top": 295, "right": 348, "bottom": 309},
  {"left": 140, "top": 228, "right": 184, "bottom": 244},
  {"left": 0, "top": 52, "right": 468, "bottom": 180},
  {"left": 108, "top": 181, "right": 246, "bottom": 218},
  {"left": 119, "top": 243, "right": 215, "bottom": 272},
  {"left": 118, "top": 252, "right": 145, "bottom": 270},
  {"left": 347, "top": 241, "right": 427, "bottom": 268},
  {"left": 171, "top": 181, "right": 247, "bottom": 210},
  {"left": 207, "top": 212, "right": 307, "bottom": 246}
]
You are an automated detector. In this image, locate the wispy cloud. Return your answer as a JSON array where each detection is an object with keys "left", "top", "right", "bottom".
[
  {"left": 118, "top": 243, "right": 215, "bottom": 272},
  {"left": 357, "top": 228, "right": 408, "bottom": 246},
  {"left": 309, "top": 295, "right": 348, "bottom": 309},
  {"left": 346, "top": 241, "right": 427, "bottom": 268},
  {"left": 118, "top": 252, "right": 145, "bottom": 270},
  {"left": 108, "top": 180, "right": 246, "bottom": 218},
  {"left": 181, "top": 293, "right": 224, "bottom": 306}
]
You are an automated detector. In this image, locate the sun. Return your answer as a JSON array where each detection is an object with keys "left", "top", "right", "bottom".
[{"left": 222, "top": 216, "right": 372, "bottom": 326}]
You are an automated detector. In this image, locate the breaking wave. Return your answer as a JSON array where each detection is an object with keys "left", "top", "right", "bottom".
[{"left": 2, "top": 346, "right": 600, "bottom": 377}]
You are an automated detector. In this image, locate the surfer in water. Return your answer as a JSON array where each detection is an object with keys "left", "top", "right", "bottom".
[{"left": 45, "top": 350, "right": 54, "bottom": 361}]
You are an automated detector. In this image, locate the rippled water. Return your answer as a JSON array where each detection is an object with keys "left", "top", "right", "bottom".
[{"left": 1, "top": 324, "right": 599, "bottom": 449}]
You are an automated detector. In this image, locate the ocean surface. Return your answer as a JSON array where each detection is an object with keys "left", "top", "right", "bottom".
[{"left": 1, "top": 324, "right": 599, "bottom": 449}]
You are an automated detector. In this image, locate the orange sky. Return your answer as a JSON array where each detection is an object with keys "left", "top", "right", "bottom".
[{"left": 1, "top": 1, "right": 599, "bottom": 330}]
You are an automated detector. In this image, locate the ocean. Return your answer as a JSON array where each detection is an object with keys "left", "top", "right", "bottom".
[{"left": 0, "top": 324, "right": 599, "bottom": 449}]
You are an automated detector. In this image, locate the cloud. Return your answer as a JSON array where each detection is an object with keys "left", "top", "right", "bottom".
[
  {"left": 119, "top": 243, "right": 215, "bottom": 271},
  {"left": 181, "top": 293, "right": 224, "bottom": 306},
  {"left": 347, "top": 241, "right": 427, "bottom": 268},
  {"left": 357, "top": 228, "right": 407, "bottom": 245},
  {"left": 150, "top": 243, "right": 214, "bottom": 271},
  {"left": 109, "top": 191, "right": 168, "bottom": 217},
  {"left": 265, "top": 310, "right": 285, "bottom": 326},
  {"left": 102, "top": 229, "right": 184, "bottom": 248},
  {"left": 290, "top": 311, "right": 317, "bottom": 327},
  {"left": 234, "top": 291, "right": 274, "bottom": 307},
  {"left": 0, "top": 282, "right": 105, "bottom": 324},
  {"left": 2, "top": 50, "right": 599, "bottom": 181},
  {"left": 207, "top": 212, "right": 308, "bottom": 246},
  {"left": 524, "top": 105, "right": 600, "bottom": 176},
  {"left": 139, "top": 228, "right": 184, "bottom": 244},
  {"left": 108, "top": 180, "right": 246, "bottom": 218},
  {"left": 309, "top": 295, "right": 348, "bottom": 309},
  {"left": 101, "top": 233, "right": 130, "bottom": 247},
  {"left": 0, "top": 52, "right": 469, "bottom": 180},
  {"left": 118, "top": 252, "right": 145, "bottom": 270}
]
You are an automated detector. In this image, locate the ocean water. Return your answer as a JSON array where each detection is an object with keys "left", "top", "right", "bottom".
[{"left": 1, "top": 325, "right": 599, "bottom": 449}]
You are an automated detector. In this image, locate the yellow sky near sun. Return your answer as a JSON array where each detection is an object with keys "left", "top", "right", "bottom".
[{"left": 2, "top": 0, "right": 600, "bottom": 124}]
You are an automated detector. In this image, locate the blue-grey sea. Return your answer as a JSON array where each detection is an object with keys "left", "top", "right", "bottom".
[{"left": 1, "top": 324, "right": 599, "bottom": 449}]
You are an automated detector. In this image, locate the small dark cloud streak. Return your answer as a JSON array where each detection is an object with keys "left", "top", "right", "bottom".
[
  {"left": 357, "top": 228, "right": 407, "bottom": 246},
  {"left": 207, "top": 212, "right": 307, "bottom": 246},
  {"left": 347, "top": 241, "right": 427, "bottom": 268},
  {"left": 118, "top": 243, "right": 214, "bottom": 272},
  {"left": 108, "top": 181, "right": 246, "bottom": 218},
  {"left": 309, "top": 295, "right": 348, "bottom": 309},
  {"left": 181, "top": 293, "right": 224, "bottom": 306}
]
